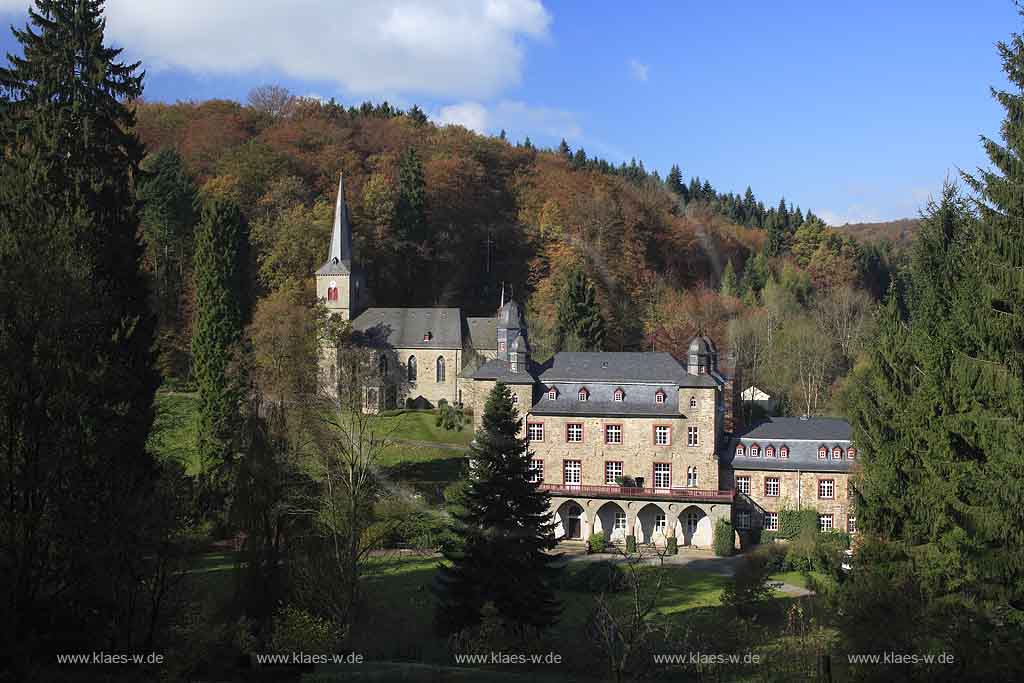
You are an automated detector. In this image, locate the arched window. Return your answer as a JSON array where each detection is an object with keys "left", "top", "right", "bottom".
[
  {"left": 818, "top": 445, "right": 828, "bottom": 459},
  {"left": 407, "top": 355, "right": 417, "bottom": 382},
  {"left": 689, "top": 396, "right": 697, "bottom": 409},
  {"left": 780, "top": 445, "right": 790, "bottom": 458},
  {"left": 436, "top": 356, "right": 445, "bottom": 383},
  {"left": 833, "top": 446, "right": 843, "bottom": 459},
  {"left": 327, "top": 281, "right": 338, "bottom": 301},
  {"left": 735, "top": 444, "right": 745, "bottom": 457},
  {"left": 378, "top": 354, "right": 388, "bottom": 377},
  {"left": 578, "top": 388, "right": 589, "bottom": 402},
  {"left": 765, "top": 445, "right": 776, "bottom": 458},
  {"left": 655, "top": 390, "right": 666, "bottom": 405},
  {"left": 613, "top": 388, "right": 624, "bottom": 402},
  {"left": 750, "top": 443, "right": 760, "bottom": 457},
  {"left": 847, "top": 447, "right": 857, "bottom": 460}
]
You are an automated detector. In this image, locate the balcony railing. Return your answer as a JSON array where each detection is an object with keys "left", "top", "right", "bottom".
[{"left": 538, "top": 483, "right": 735, "bottom": 503}]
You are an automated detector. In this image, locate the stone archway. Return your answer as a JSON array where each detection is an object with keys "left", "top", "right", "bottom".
[
  {"left": 636, "top": 503, "right": 668, "bottom": 545},
  {"left": 596, "top": 501, "right": 628, "bottom": 542},
  {"left": 679, "top": 505, "right": 712, "bottom": 547},
  {"left": 554, "top": 500, "right": 585, "bottom": 540}
]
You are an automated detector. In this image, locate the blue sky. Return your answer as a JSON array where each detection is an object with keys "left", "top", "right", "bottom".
[{"left": 0, "top": 0, "right": 1018, "bottom": 223}]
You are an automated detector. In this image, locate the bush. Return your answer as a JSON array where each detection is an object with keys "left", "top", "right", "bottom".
[
  {"left": 749, "top": 542, "right": 788, "bottom": 572},
  {"left": 588, "top": 532, "right": 607, "bottom": 554},
  {"left": 665, "top": 536, "right": 678, "bottom": 555},
  {"left": 625, "top": 534, "right": 637, "bottom": 554},
  {"left": 777, "top": 508, "right": 819, "bottom": 539},
  {"left": 713, "top": 519, "right": 735, "bottom": 557},
  {"left": 760, "top": 530, "right": 779, "bottom": 544},
  {"left": 571, "top": 560, "right": 628, "bottom": 593},
  {"left": 435, "top": 399, "right": 466, "bottom": 431},
  {"left": 374, "top": 496, "right": 456, "bottom": 550},
  {"left": 721, "top": 555, "right": 774, "bottom": 617},
  {"left": 269, "top": 606, "right": 341, "bottom": 654}
]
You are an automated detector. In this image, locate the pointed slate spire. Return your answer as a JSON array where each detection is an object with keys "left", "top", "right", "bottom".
[{"left": 329, "top": 173, "right": 353, "bottom": 264}]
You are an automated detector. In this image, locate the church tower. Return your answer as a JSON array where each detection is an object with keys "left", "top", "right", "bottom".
[
  {"left": 315, "top": 174, "right": 363, "bottom": 320},
  {"left": 496, "top": 300, "right": 529, "bottom": 369}
]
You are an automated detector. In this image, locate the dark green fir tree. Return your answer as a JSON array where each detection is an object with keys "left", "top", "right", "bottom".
[
  {"left": 720, "top": 258, "right": 739, "bottom": 297},
  {"left": 556, "top": 267, "right": 607, "bottom": 351},
  {"left": 433, "top": 383, "right": 560, "bottom": 635}
]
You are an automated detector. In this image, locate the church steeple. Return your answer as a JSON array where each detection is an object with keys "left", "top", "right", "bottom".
[{"left": 329, "top": 173, "right": 353, "bottom": 265}]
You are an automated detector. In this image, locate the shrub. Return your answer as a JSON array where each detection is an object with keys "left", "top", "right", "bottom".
[
  {"left": 760, "top": 530, "right": 779, "bottom": 544},
  {"left": 749, "top": 542, "right": 788, "bottom": 572},
  {"left": 625, "top": 534, "right": 637, "bottom": 554},
  {"left": 269, "top": 606, "right": 341, "bottom": 654},
  {"left": 588, "top": 532, "right": 607, "bottom": 554},
  {"left": 777, "top": 508, "right": 819, "bottom": 539},
  {"left": 665, "top": 536, "right": 678, "bottom": 555},
  {"left": 571, "top": 560, "right": 628, "bottom": 593},
  {"left": 721, "top": 555, "right": 774, "bottom": 617},
  {"left": 435, "top": 399, "right": 466, "bottom": 431},
  {"left": 614, "top": 475, "right": 637, "bottom": 487},
  {"left": 713, "top": 519, "right": 735, "bottom": 557}
]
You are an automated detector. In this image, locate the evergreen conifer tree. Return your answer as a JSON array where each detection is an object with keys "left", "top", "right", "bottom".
[
  {"left": 0, "top": 0, "right": 160, "bottom": 655},
  {"left": 667, "top": 163, "right": 685, "bottom": 196},
  {"left": 556, "top": 267, "right": 606, "bottom": 351},
  {"left": 720, "top": 258, "right": 739, "bottom": 297},
  {"left": 192, "top": 197, "right": 246, "bottom": 504},
  {"left": 434, "top": 383, "right": 560, "bottom": 635}
]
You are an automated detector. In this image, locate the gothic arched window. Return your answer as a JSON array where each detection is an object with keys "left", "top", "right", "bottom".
[
  {"left": 436, "top": 356, "right": 445, "bottom": 383},
  {"left": 327, "top": 281, "right": 339, "bottom": 301},
  {"left": 408, "top": 355, "right": 417, "bottom": 382}
]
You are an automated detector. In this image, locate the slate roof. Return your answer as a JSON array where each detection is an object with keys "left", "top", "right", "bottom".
[
  {"left": 530, "top": 382, "right": 684, "bottom": 418},
  {"left": 721, "top": 417, "right": 854, "bottom": 473},
  {"left": 539, "top": 352, "right": 720, "bottom": 388},
  {"left": 465, "top": 317, "right": 497, "bottom": 351},
  {"left": 316, "top": 174, "right": 354, "bottom": 275},
  {"left": 351, "top": 307, "right": 463, "bottom": 350},
  {"left": 471, "top": 358, "right": 536, "bottom": 384}
]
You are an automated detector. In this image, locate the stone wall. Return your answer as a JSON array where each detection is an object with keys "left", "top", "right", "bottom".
[
  {"left": 734, "top": 468, "right": 853, "bottom": 532},
  {"left": 393, "top": 348, "right": 462, "bottom": 407}
]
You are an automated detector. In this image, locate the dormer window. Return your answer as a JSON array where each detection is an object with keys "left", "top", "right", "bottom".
[
  {"left": 655, "top": 390, "right": 666, "bottom": 405},
  {"left": 735, "top": 444, "right": 744, "bottom": 457},
  {"left": 498, "top": 340, "right": 506, "bottom": 352},
  {"left": 750, "top": 443, "right": 760, "bottom": 458},
  {"left": 423, "top": 331, "right": 432, "bottom": 342},
  {"left": 848, "top": 447, "right": 857, "bottom": 460},
  {"left": 613, "top": 388, "right": 624, "bottom": 402},
  {"left": 818, "top": 446, "right": 828, "bottom": 459},
  {"left": 578, "top": 388, "right": 589, "bottom": 402},
  {"left": 833, "top": 446, "right": 843, "bottom": 459},
  {"left": 547, "top": 388, "right": 557, "bottom": 400},
  {"left": 780, "top": 445, "right": 790, "bottom": 458},
  {"left": 689, "top": 396, "right": 697, "bottom": 409},
  {"left": 765, "top": 445, "right": 776, "bottom": 458}
]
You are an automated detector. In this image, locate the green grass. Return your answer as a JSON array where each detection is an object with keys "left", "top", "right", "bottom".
[
  {"left": 374, "top": 409, "right": 475, "bottom": 446},
  {"left": 150, "top": 391, "right": 202, "bottom": 474},
  {"left": 769, "top": 570, "right": 834, "bottom": 592}
]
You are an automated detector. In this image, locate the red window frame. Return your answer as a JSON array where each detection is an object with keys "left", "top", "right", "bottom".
[
  {"left": 833, "top": 446, "right": 843, "bottom": 459},
  {"left": 749, "top": 443, "right": 760, "bottom": 458},
  {"left": 654, "top": 390, "right": 666, "bottom": 404},
  {"left": 528, "top": 459, "right": 544, "bottom": 483},
  {"left": 765, "top": 445, "right": 776, "bottom": 458},
  {"left": 613, "top": 388, "right": 625, "bottom": 402},
  {"left": 604, "top": 460, "right": 623, "bottom": 485},
  {"left": 735, "top": 444, "right": 745, "bottom": 457},
  {"left": 578, "top": 387, "right": 589, "bottom": 401},
  {"left": 327, "top": 285, "right": 339, "bottom": 301},
  {"left": 780, "top": 445, "right": 789, "bottom": 458},
  {"left": 562, "top": 459, "right": 582, "bottom": 485},
  {"left": 818, "top": 478, "right": 835, "bottom": 499},
  {"left": 527, "top": 421, "right": 544, "bottom": 442},
  {"left": 653, "top": 424, "right": 672, "bottom": 446},
  {"left": 547, "top": 388, "right": 557, "bottom": 400},
  {"left": 653, "top": 462, "right": 672, "bottom": 489},
  {"left": 765, "top": 476, "right": 780, "bottom": 497},
  {"left": 818, "top": 446, "right": 828, "bottom": 459},
  {"left": 604, "top": 423, "right": 623, "bottom": 445},
  {"left": 566, "top": 422, "right": 584, "bottom": 443},
  {"left": 736, "top": 475, "right": 751, "bottom": 494},
  {"left": 847, "top": 446, "right": 857, "bottom": 460}
]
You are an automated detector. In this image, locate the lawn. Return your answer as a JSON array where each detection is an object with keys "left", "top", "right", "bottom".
[
  {"left": 769, "top": 570, "right": 837, "bottom": 593},
  {"left": 150, "top": 391, "right": 202, "bottom": 474},
  {"left": 374, "top": 409, "right": 475, "bottom": 446}
]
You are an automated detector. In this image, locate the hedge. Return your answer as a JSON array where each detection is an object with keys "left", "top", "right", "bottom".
[
  {"left": 777, "top": 508, "right": 820, "bottom": 539},
  {"left": 713, "top": 519, "right": 735, "bottom": 557}
]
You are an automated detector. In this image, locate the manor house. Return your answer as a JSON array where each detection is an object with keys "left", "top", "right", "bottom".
[{"left": 316, "top": 175, "right": 856, "bottom": 547}]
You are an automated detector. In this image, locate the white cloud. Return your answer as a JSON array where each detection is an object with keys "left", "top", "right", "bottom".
[
  {"left": 818, "top": 206, "right": 883, "bottom": 227},
  {"left": 628, "top": 58, "right": 649, "bottom": 82},
  {"left": 21, "top": 0, "right": 552, "bottom": 99},
  {"left": 435, "top": 100, "right": 582, "bottom": 141}
]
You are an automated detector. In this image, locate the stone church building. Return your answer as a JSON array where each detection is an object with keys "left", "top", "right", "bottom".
[{"left": 316, "top": 175, "right": 856, "bottom": 547}]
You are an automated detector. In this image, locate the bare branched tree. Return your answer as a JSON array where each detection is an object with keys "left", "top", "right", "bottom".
[{"left": 247, "top": 84, "right": 296, "bottom": 118}]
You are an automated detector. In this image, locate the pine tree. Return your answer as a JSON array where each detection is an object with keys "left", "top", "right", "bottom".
[
  {"left": 0, "top": 0, "right": 159, "bottom": 655},
  {"left": 434, "top": 383, "right": 560, "bottom": 635},
  {"left": 720, "top": 258, "right": 739, "bottom": 297},
  {"left": 395, "top": 147, "right": 427, "bottom": 244},
  {"left": 558, "top": 138, "right": 571, "bottom": 157},
  {"left": 556, "top": 267, "right": 606, "bottom": 351},
  {"left": 192, "top": 197, "right": 246, "bottom": 502},
  {"left": 666, "top": 164, "right": 686, "bottom": 199}
]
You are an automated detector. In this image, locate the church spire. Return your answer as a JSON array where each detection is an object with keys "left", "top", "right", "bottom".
[{"left": 329, "top": 173, "right": 353, "bottom": 264}]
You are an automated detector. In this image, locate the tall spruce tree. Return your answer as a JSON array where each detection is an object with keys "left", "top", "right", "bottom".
[
  {"left": 192, "top": 197, "right": 246, "bottom": 505},
  {"left": 0, "top": 0, "right": 160, "bottom": 657},
  {"left": 434, "top": 383, "right": 560, "bottom": 635},
  {"left": 556, "top": 267, "right": 607, "bottom": 352},
  {"left": 394, "top": 147, "right": 429, "bottom": 300},
  {"left": 720, "top": 258, "right": 739, "bottom": 297}
]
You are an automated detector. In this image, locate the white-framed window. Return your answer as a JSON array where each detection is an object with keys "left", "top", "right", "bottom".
[
  {"left": 655, "top": 514, "right": 667, "bottom": 534},
  {"left": 765, "top": 477, "right": 780, "bottom": 497},
  {"left": 527, "top": 422, "right": 544, "bottom": 442},
  {"left": 735, "top": 444, "right": 745, "bottom": 457},
  {"left": 547, "top": 388, "right": 557, "bottom": 400},
  {"left": 689, "top": 396, "right": 697, "bottom": 409},
  {"left": 833, "top": 446, "right": 843, "bottom": 459},
  {"left": 736, "top": 510, "right": 750, "bottom": 530},
  {"left": 566, "top": 423, "right": 584, "bottom": 442},
  {"left": 528, "top": 459, "right": 543, "bottom": 483},
  {"left": 614, "top": 511, "right": 627, "bottom": 532},
  {"left": 818, "top": 445, "right": 828, "bottom": 459},
  {"left": 605, "top": 461, "right": 623, "bottom": 485},
  {"left": 750, "top": 444, "right": 760, "bottom": 458},
  {"left": 686, "top": 466, "right": 698, "bottom": 487},
  {"left": 765, "top": 512, "right": 779, "bottom": 531},
  {"left": 654, "top": 463, "right": 671, "bottom": 489},
  {"left": 780, "top": 445, "right": 789, "bottom": 458},
  {"left": 655, "top": 426, "right": 671, "bottom": 446},
  {"left": 848, "top": 447, "right": 857, "bottom": 460},
  {"left": 563, "top": 460, "right": 581, "bottom": 486},
  {"left": 613, "top": 388, "right": 624, "bottom": 402},
  {"left": 498, "top": 340, "right": 506, "bottom": 352},
  {"left": 818, "top": 479, "right": 835, "bottom": 499},
  {"left": 847, "top": 516, "right": 857, "bottom": 534},
  {"left": 687, "top": 426, "right": 698, "bottom": 447},
  {"left": 655, "top": 390, "right": 666, "bottom": 405},
  {"left": 578, "top": 388, "right": 589, "bottom": 401},
  {"left": 765, "top": 445, "right": 776, "bottom": 458},
  {"left": 605, "top": 424, "right": 622, "bottom": 445},
  {"left": 819, "top": 514, "right": 834, "bottom": 532},
  {"left": 736, "top": 475, "right": 750, "bottom": 495}
]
